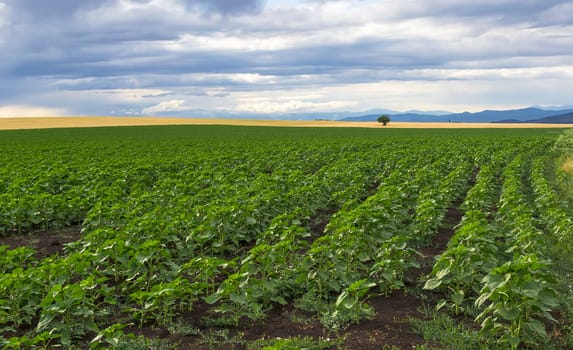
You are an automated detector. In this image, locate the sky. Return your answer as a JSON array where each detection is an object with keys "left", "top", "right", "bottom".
[{"left": 0, "top": 0, "right": 572, "bottom": 118}]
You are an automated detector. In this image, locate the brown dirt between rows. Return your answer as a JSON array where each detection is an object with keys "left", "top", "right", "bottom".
[
  {"left": 128, "top": 291, "right": 431, "bottom": 350},
  {"left": 0, "top": 226, "right": 83, "bottom": 260},
  {"left": 417, "top": 207, "right": 464, "bottom": 263}
]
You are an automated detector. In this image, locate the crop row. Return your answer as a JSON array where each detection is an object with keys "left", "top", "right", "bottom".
[{"left": 425, "top": 144, "right": 568, "bottom": 349}]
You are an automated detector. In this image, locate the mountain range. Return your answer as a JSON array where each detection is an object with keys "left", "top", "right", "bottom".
[
  {"left": 495, "top": 111, "right": 573, "bottom": 124},
  {"left": 339, "top": 107, "right": 573, "bottom": 123}
]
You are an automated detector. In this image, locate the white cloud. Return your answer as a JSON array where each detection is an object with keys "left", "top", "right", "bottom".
[
  {"left": 173, "top": 33, "right": 294, "bottom": 52},
  {"left": 232, "top": 90, "right": 356, "bottom": 113},
  {"left": 384, "top": 65, "right": 573, "bottom": 81},
  {"left": 0, "top": 2, "right": 7, "bottom": 22},
  {"left": 0, "top": 105, "right": 67, "bottom": 117},
  {"left": 96, "top": 89, "right": 172, "bottom": 100},
  {"left": 142, "top": 99, "right": 187, "bottom": 114},
  {"left": 235, "top": 99, "right": 355, "bottom": 113}
]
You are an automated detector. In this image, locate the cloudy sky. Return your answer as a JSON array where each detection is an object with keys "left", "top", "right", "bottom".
[{"left": 0, "top": 0, "right": 572, "bottom": 117}]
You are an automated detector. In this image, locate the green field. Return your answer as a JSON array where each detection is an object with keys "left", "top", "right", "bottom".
[{"left": 1, "top": 126, "right": 572, "bottom": 349}]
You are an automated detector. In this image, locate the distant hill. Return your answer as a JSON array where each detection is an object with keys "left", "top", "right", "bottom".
[
  {"left": 494, "top": 112, "right": 573, "bottom": 124},
  {"left": 340, "top": 114, "right": 381, "bottom": 122},
  {"left": 528, "top": 112, "right": 573, "bottom": 123},
  {"left": 445, "top": 107, "right": 573, "bottom": 122},
  {"left": 341, "top": 107, "right": 573, "bottom": 123}
]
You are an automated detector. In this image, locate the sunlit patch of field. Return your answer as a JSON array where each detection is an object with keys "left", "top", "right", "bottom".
[
  {"left": 561, "top": 158, "right": 573, "bottom": 174},
  {"left": 1, "top": 116, "right": 573, "bottom": 130}
]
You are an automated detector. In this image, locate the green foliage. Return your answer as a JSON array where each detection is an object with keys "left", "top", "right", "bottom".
[
  {"left": 552, "top": 128, "right": 573, "bottom": 156},
  {"left": 247, "top": 336, "right": 340, "bottom": 350},
  {"left": 411, "top": 309, "right": 490, "bottom": 350},
  {"left": 424, "top": 211, "right": 500, "bottom": 315},
  {"left": 0, "top": 125, "right": 569, "bottom": 348},
  {"left": 36, "top": 276, "right": 111, "bottom": 346},
  {"left": 377, "top": 114, "right": 391, "bottom": 125},
  {"left": 0, "top": 246, "right": 36, "bottom": 274},
  {"left": 91, "top": 328, "right": 176, "bottom": 350},
  {"left": 129, "top": 278, "right": 199, "bottom": 327},
  {"left": 0, "top": 332, "right": 58, "bottom": 350},
  {"left": 475, "top": 255, "right": 559, "bottom": 349}
]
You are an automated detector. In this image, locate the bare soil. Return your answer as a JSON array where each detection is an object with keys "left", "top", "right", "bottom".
[
  {"left": 1, "top": 116, "right": 573, "bottom": 130},
  {"left": 128, "top": 291, "right": 432, "bottom": 350},
  {"left": 308, "top": 206, "right": 339, "bottom": 241},
  {"left": 0, "top": 226, "right": 83, "bottom": 260},
  {"left": 417, "top": 206, "right": 464, "bottom": 260}
]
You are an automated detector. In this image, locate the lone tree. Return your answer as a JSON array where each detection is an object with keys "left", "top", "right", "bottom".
[{"left": 377, "top": 114, "right": 390, "bottom": 126}]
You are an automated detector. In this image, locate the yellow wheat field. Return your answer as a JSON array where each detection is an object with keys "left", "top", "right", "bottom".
[{"left": 1, "top": 116, "right": 572, "bottom": 130}]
